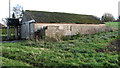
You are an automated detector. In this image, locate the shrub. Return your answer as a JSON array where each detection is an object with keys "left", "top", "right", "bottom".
[
  {"left": 62, "top": 32, "right": 84, "bottom": 41},
  {"left": 62, "top": 36, "right": 71, "bottom": 41},
  {"left": 101, "top": 13, "right": 115, "bottom": 22}
]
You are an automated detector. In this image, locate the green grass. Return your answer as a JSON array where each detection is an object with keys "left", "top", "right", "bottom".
[
  {"left": 105, "top": 22, "right": 119, "bottom": 29},
  {"left": 2, "top": 34, "right": 15, "bottom": 36},
  {"left": 2, "top": 27, "right": 15, "bottom": 34},
  {"left": 2, "top": 57, "right": 31, "bottom": 66},
  {"left": 2, "top": 30, "right": 119, "bottom": 67},
  {"left": 1, "top": 27, "right": 20, "bottom": 41}
]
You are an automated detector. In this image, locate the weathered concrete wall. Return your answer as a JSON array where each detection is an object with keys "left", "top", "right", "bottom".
[
  {"left": 21, "top": 23, "right": 115, "bottom": 39},
  {"left": 21, "top": 23, "right": 34, "bottom": 39},
  {"left": 21, "top": 23, "right": 28, "bottom": 39},
  {"left": 71, "top": 24, "right": 110, "bottom": 35},
  {"left": 34, "top": 23, "right": 73, "bottom": 32},
  {"left": 45, "top": 26, "right": 65, "bottom": 38},
  {"left": 34, "top": 23, "right": 113, "bottom": 38},
  {"left": 29, "top": 23, "right": 35, "bottom": 39}
]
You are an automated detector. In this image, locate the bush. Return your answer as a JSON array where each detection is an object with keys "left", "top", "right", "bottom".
[
  {"left": 62, "top": 32, "right": 83, "bottom": 41},
  {"left": 101, "top": 13, "right": 115, "bottom": 22},
  {"left": 62, "top": 36, "right": 71, "bottom": 41}
]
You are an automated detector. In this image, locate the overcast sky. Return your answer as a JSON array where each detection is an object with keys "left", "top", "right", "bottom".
[{"left": 0, "top": 0, "right": 120, "bottom": 23}]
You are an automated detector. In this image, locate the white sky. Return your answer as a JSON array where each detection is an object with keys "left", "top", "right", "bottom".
[{"left": 0, "top": 0, "right": 120, "bottom": 24}]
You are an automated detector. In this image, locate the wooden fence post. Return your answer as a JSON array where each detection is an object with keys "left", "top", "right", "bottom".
[{"left": 15, "top": 26, "right": 18, "bottom": 39}]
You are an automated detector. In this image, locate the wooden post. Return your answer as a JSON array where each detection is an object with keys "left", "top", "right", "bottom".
[
  {"left": 20, "top": 25, "right": 21, "bottom": 39},
  {"left": 15, "top": 26, "right": 18, "bottom": 39},
  {"left": 7, "top": 26, "right": 11, "bottom": 40},
  {"left": 0, "top": 25, "right": 2, "bottom": 42}
]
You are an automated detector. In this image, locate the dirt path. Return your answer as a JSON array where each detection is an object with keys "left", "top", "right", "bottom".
[{"left": 2, "top": 40, "right": 25, "bottom": 43}]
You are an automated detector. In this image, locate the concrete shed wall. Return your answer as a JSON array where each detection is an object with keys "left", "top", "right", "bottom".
[
  {"left": 21, "top": 22, "right": 34, "bottom": 39},
  {"left": 33, "top": 23, "right": 113, "bottom": 38},
  {"left": 21, "top": 23, "right": 114, "bottom": 39},
  {"left": 21, "top": 23, "right": 29, "bottom": 39}
]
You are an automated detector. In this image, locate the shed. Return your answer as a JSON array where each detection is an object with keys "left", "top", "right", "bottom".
[{"left": 21, "top": 10, "right": 112, "bottom": 39}]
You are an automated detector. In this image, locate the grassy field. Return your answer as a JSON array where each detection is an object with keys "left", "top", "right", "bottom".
[
  {"left": 1, "top": 22, "right": 120, "bottom": 67},
  {"left": 105, "top": 22, "right": 119, "bottom": 29},
  {"left": 2, "top": 57, "right": 31, "bottom": 66}
]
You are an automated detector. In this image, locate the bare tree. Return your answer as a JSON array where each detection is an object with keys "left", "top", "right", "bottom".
[
  {"left": 1, "top": 18, "right": 7, "bottom": 27},
  {"left": 12, "top": 4, "right": 24, "bottom": 18}
]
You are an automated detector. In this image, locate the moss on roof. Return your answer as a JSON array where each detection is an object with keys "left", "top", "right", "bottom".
[{"left": 25, "top": 10, "right": 102, "bottom": 24}]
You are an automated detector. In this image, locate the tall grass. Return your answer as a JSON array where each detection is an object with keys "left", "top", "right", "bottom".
[{"left": 2, "top": 30, "right": 119, "bottom": 67}]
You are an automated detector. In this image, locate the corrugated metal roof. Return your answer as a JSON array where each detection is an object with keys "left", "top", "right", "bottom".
[{"left": 22, "top": 10, "right": 101, "bottom": 24}]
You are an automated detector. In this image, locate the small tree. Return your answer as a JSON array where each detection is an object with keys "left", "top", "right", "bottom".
[
  {"left": 101, "top": 13, "right": 115, "bottom": 22},
  {"left": 12, "top": 13, "right": 15, "bottom": 18}
]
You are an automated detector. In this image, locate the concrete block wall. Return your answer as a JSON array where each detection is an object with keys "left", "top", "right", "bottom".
[
  {"left": 34, "top": 23, "right": 113, "bottom": 38},
  {"left": 45, "top": 26, "right": 65, "bottom": 38}
]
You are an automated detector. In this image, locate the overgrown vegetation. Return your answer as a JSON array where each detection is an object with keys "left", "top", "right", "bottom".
[
  {"left": 2, "top": 31, "right": 119, "bottom": 67},
  {"left": 26, "top": 10, "right": 102, "bottom": 24},
  {"left": 2, "top": 27, "right": 14, "bottom": 34},
  {"left": 1, "top": 27, "right": 20, "bottom": 41},
  {"left": 2, "top": 57, "right": 31, "bottom": 66},
  {"left": 2, "top": 22, "right": 119, "bottom": 67}
]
